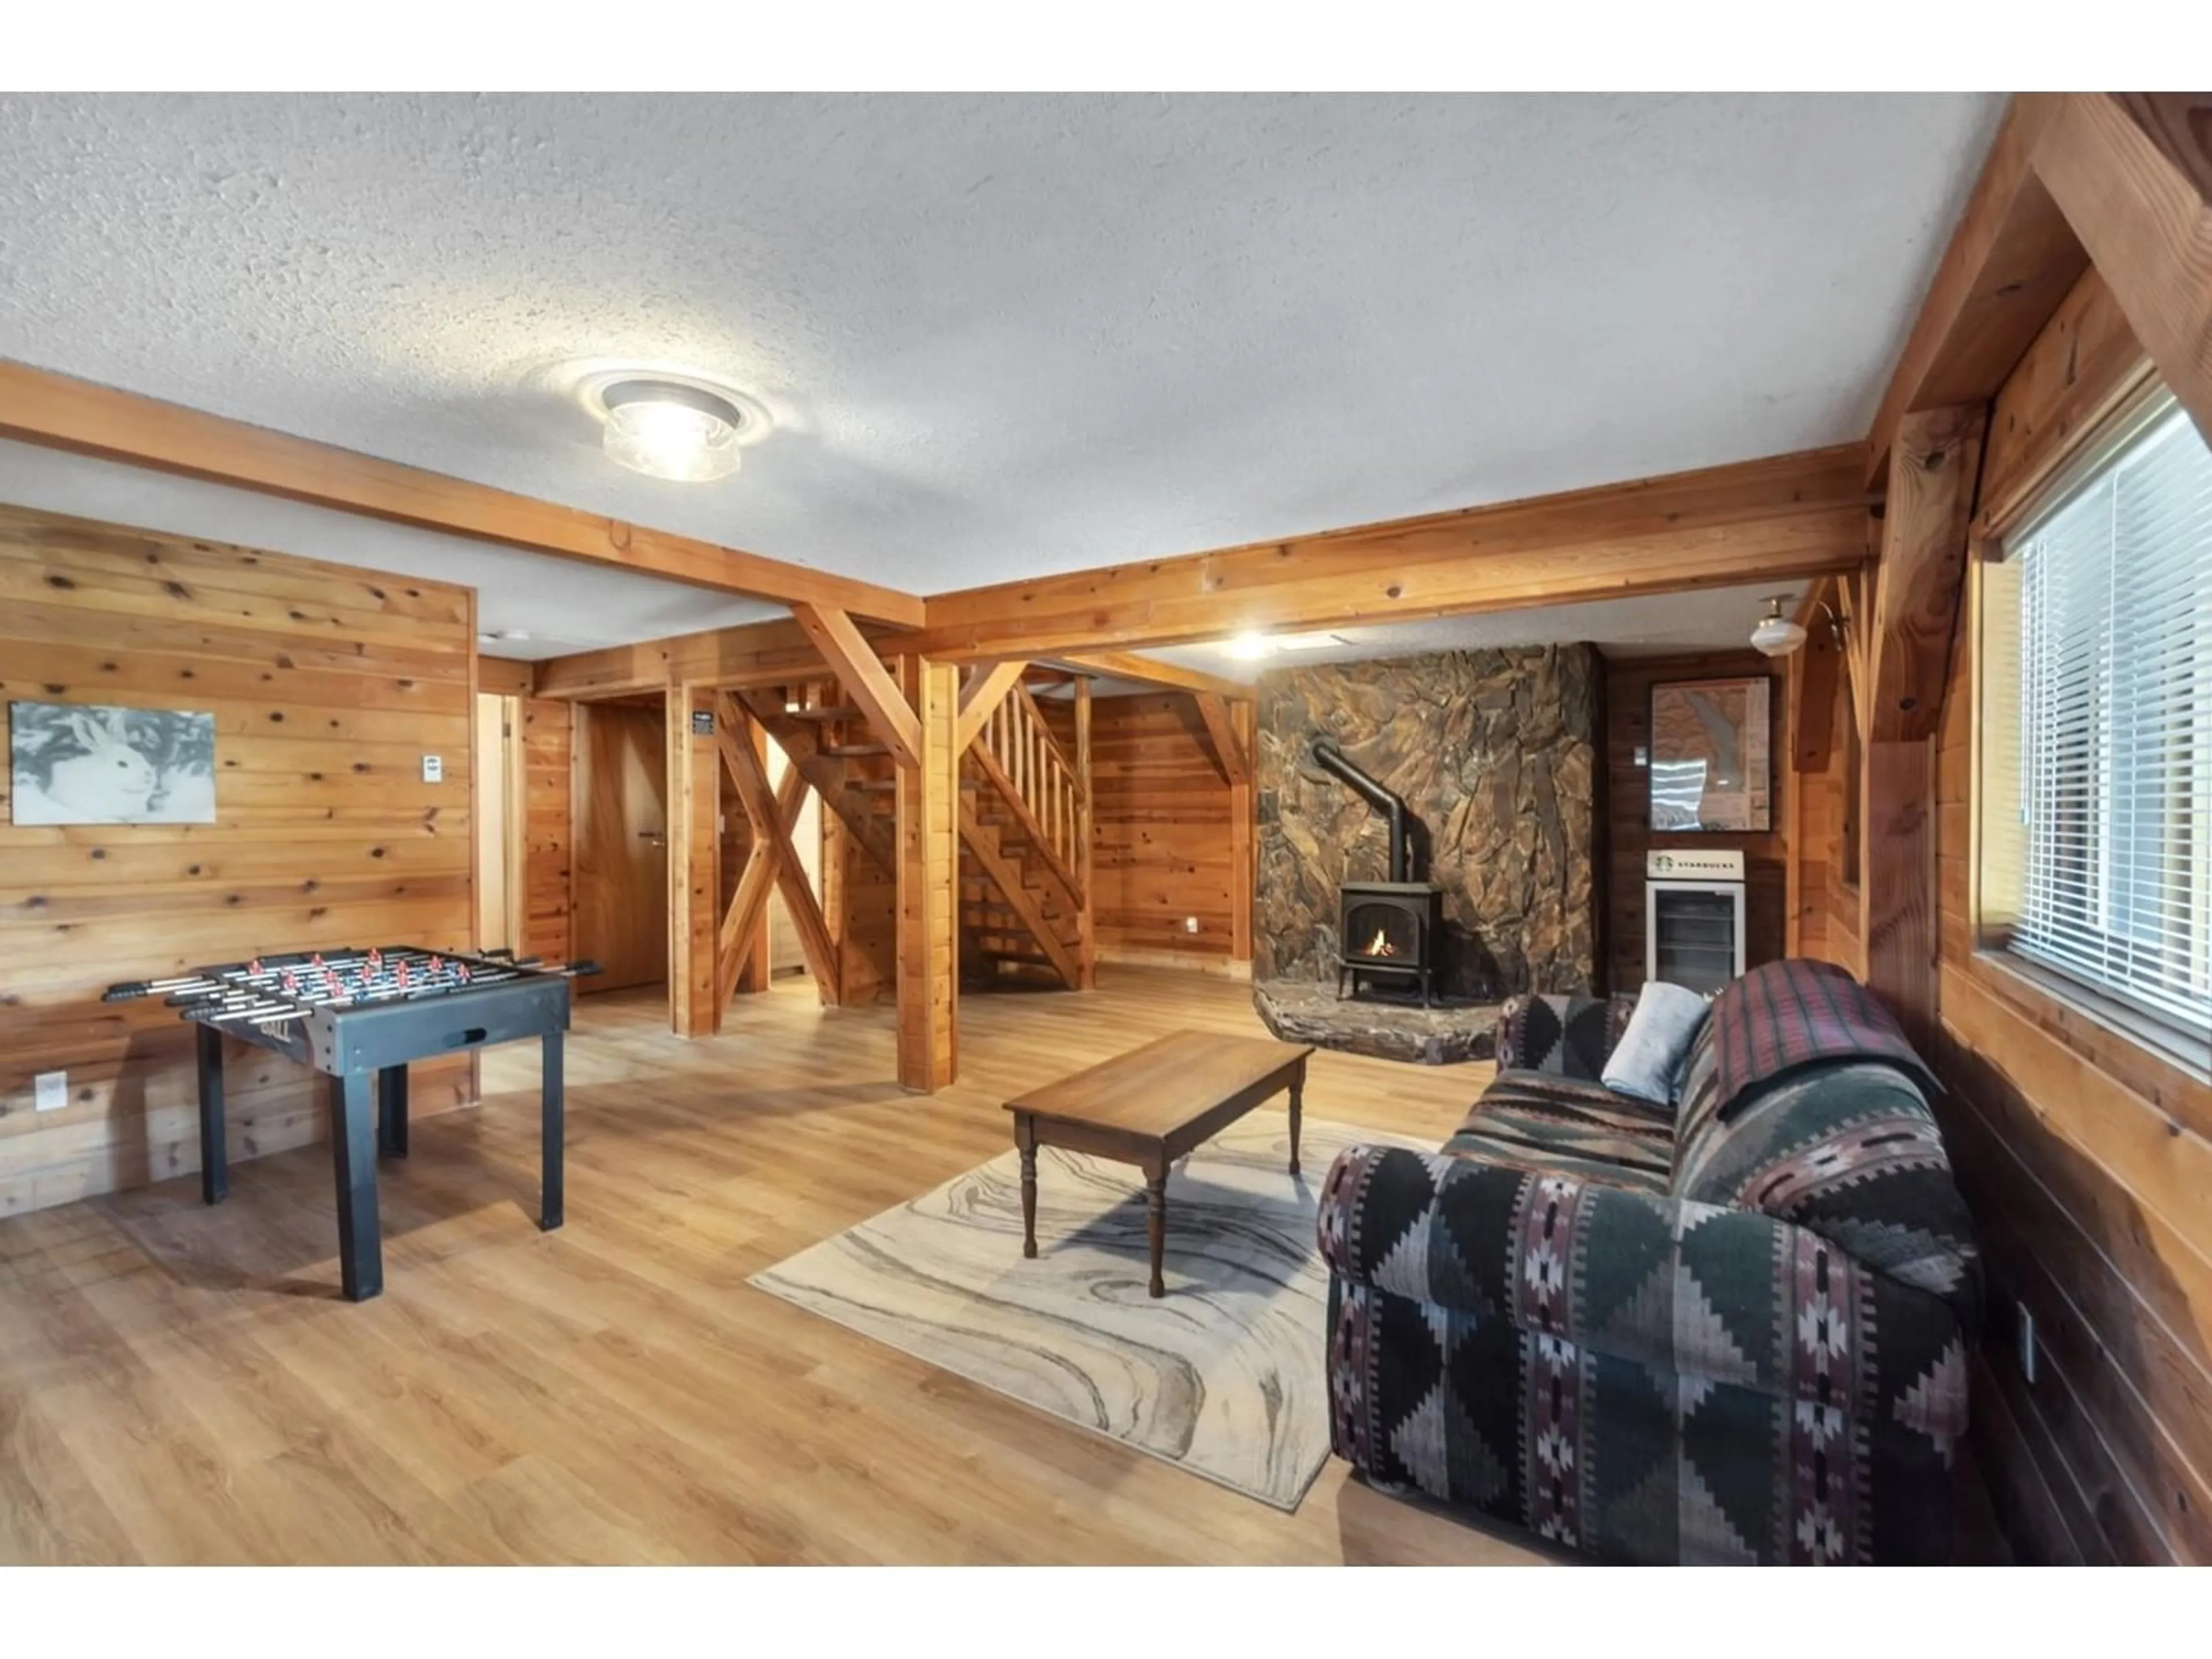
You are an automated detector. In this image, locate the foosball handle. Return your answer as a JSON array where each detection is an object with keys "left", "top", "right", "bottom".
[
  {"left": 568, "top": 960, "right": 605, "bottom": 978},
  {"left": 103, "top": 982, "right": 152, "bottom": 1002}
]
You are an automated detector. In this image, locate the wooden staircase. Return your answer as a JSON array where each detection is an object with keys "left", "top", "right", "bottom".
[{"left": 738, "top": 673, "right": 1093, "bottom": 994}]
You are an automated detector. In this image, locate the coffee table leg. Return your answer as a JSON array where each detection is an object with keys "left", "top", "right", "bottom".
[
  {"left": 1145, "top": 1170, "right": 1168, "bottom": 1298},
  {"left": 1288, "top": 1059, "right": 1305, "bottom": 1176},
  {"left": 1015, "top": 1113, "right": 1039, "bottom": 1259}
]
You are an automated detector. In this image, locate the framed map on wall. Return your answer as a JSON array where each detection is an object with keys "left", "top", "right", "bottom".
[{"left": 1648, "top": 677, "right": 1771, "bottom": 832}]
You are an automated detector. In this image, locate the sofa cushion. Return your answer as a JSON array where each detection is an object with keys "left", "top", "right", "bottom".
[
  {"left": 1444, "top": 1070, "right": 1674, "bottom": 1192},
  {"left": 1675, "top": 1060, "right": 1980, "bottom": 1319},
  {"left": 1494, "top": 993, "right": 1636, "bottom": 1080},
  {"left": 1601, "top": 980, "right": 1711, "bottom": 1107}
]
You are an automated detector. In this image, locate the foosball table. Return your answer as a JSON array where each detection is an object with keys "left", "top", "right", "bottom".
[{"left": 104, "top": 945, "right": 599, "bottom": 1301}]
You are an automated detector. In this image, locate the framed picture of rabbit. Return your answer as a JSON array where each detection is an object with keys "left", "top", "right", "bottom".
[{"left": 9, "top": 701, "right": 217, "bottom": 825}]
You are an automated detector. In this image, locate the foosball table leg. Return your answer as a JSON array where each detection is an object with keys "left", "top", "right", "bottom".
[
  {"left": 195, "top": 1022, "right": 229, "bottom": 1206},
  {"left": 328, "top": 1071, "right": 385, "bottom": 1302},
  {"left": 540, "top": 1029, "right": 565, "bottom": 1232},
  {"left": 377, "top": 1065, "right": 410, "bottom": 1159}
]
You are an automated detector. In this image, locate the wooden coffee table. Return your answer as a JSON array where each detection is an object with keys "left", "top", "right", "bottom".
[{"left": 1005, "top": 1031, "right": 1315, "bottom": 1298}]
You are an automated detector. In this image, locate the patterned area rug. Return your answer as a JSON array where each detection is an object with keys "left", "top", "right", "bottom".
[{"left": 750, "top": 1112, "right": 1427, "bottom": 1512}]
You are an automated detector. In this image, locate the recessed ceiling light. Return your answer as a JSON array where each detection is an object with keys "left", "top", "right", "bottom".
[{"left": 600, "top": 379, "right": 746, "bottom": 483}]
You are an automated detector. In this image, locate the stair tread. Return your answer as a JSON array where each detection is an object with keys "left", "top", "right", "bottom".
[{"left": 786, "top": 704, "right": 862, "bottom": 722}]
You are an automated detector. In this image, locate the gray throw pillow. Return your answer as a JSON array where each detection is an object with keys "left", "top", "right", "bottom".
[{"left": 1601, "top": 981, "right": 1711, "bottom": 1109}]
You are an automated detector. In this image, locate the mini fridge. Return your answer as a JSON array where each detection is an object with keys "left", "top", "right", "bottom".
[{"left": 1645, "top": 849, "right": 1747, "bottom": 995}]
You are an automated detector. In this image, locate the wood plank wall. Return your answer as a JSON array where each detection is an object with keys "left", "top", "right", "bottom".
[
  {"left": 1909, "top": 268, "right": 2212, "bottom": 1566},
  {"left": 0, "top": 503, "right": 478, "bottom": 1217},
  {"left": 1086, "top": 692, "right": 1236, "bottom": 970},
  {"left": 1603, "top": 651, "right": 1790, "bottom": 994}
]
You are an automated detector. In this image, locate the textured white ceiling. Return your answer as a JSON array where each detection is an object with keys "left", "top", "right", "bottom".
[
  {"left": 0, "top": 440, "right": 782, "bottom": 657},
  {"left": 0, "top": 92, "right": 1999, "bottom": 599}
]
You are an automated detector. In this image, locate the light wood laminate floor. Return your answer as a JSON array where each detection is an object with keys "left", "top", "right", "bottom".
[{"left": 0, "top": 968, "right": 1554, "bottom": 1565}]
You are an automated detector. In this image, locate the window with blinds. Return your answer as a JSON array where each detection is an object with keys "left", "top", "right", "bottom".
[{"left": 1989, "top": 392, "right": 2212, "bottom": 1051}]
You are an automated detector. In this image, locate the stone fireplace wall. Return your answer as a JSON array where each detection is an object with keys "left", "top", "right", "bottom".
[{"left": 1256, "top": 645, "right": 1600, "bottom": 1000}]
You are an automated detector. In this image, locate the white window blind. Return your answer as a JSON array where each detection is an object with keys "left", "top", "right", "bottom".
[{"left": 2009, "top": 399, "right": 2212, "bottom": 1046}]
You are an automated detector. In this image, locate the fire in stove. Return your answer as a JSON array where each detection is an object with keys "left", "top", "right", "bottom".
[{"left": 1364, "top": 929, "right": 1399, "bottom": 959}]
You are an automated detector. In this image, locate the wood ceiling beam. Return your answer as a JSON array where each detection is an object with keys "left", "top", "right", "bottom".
[
  {"left": 1861, "top": 96, "right": 2088, "bottom": 490},
  {"left": 0, "top": 359, "right": 924, "bottom": 627},
  {"left": 908, "top": 445, "right": 1870, "bottom": 660},
  {"left": 791, "top": 601, "right": 923, "bottom": 770},
  {"left": 2029, "top": 92, "right": 2212, "bottom": 443},
  {"left": 1054, "top": 650, "right": 1255, "bottom": 701},
  {"left": 955, "top": 660, "right": 1029, "bottom": 755}
]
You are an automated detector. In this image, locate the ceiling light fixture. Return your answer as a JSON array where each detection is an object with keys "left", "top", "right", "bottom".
[
  {"left": 1226, "top": 630, "right": 1277, "bottom": 661},
  {"left": 1750, "top": 593, "right": 1851, "bottom": 658},
  {"left": 600, "top": 378, "right": 745, "bottom": 482},
  {"left": 1749, "top": 596, "right": 1808, "bottom": 657}
]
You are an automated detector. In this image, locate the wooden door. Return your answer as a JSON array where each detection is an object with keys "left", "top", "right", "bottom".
[
  {"left": 574, "top": 700, "right": 670, "bottom": 993},
  {"left": 472, "top": 692, "right": 524, "bottom": 953}
]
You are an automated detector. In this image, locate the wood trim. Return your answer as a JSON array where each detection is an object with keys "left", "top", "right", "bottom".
[
  {"left": 955, "top": 660, "right": 1029, "bottom": 755},
  {"left": 1056, "top": 650, "right": 1255, "bottom": 701},
  {"left": 2031, "top": 93, "right": 2212, "bottom": 444},
  {"left": 1192, "top": 692, "right": 1252, "bottom": 786},
  {"left": 912, "top": 446, "right": 1870, "bottom": 659},
  {"left": 1863, "top": 95, "right": 2087, "bottom": 487},
  {"left": 0, "top": 358, "right": 923, "bottom": 626},
  {"left": 791, "top": 603, "right": 922, "bottom": 770}
]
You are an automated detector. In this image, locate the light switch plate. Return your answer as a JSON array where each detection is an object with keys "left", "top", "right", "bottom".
[
  {"left": 35, "top": 1071, "right": 67, "bottom": 1113},
  {"left": 421, "top": 754, "right": 444, "bottom": 783}
]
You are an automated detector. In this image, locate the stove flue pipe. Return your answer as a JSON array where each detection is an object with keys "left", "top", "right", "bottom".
[{"left": 1309, "top": 737, "right": 1412, "bottom": 884}]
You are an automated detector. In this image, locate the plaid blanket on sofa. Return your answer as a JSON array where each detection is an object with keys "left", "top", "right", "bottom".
[{"left": 1710, "top": 959, "right": 1939, "bottom": 1118}]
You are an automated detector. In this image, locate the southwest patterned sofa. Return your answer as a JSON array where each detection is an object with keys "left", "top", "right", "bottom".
[{"left": 1317, "top": 959, "right": 1981, "bottom": 1565}]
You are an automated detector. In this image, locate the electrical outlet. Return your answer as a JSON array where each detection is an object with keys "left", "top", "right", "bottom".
[
  {"left": 1184, "top": 916, "right": 1200, "bottom": 934},
  {"left": 34, "top": 1071, "right": 67, "bottom": 1113},
  {"left": 2018, "top": 1302, "right": 2037, "bottom": 1384},
  {"left": 421, "top": 754, "right": 444, "bottom": 783}
]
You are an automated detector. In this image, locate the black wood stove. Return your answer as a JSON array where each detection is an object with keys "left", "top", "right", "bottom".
[
  {"left": 104, "top": 945, "right": 596, "bottom": 1302},
  {"left": 1310, "top": 738, "right": 1446, "bottom": 1006}
]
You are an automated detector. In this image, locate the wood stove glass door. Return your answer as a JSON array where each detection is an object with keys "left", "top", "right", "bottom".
[{"left": 1346, "top": 902, "right": 1417, "bottom": 964}]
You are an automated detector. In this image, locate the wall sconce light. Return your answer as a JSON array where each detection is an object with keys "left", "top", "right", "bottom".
[{"left": 1749, "top": 594, "right": 1849, "bottom": 658}]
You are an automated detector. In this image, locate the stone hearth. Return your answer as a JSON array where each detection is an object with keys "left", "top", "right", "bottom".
[{"left": 1253, "top": 979, "right": 1498, "bottom": 1066}]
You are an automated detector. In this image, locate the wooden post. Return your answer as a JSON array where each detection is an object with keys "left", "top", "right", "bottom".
[
  {"left": 1859, "top": 405, "right": 1986, "bottom": 1051},
  {"left": 668, "top": 681, "right": 721, "bottom": 1037},
  {"left": 1230, "top": 698, "right": 1255, "bottom": 967},
  {"left": 896, "top": 657, "right": 959, "bottom": 1090},
  {"left": 1074, "top": 675, "right": 1096, "bottom": 990}
]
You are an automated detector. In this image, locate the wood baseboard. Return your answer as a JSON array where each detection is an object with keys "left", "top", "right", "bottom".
[{"left": 1097, "top": 946, "right": 1251, "bottom": 981}]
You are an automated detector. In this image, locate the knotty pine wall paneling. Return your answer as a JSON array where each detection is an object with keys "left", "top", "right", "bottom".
[
  {"left": 1086, "top": 692, "right": 1237, "bottom": 970},
  {"left": 0, "top": 503, "right": 478, "bottom": 1217},
  {"left": 520, "top": 696, "right": 575, "bottom": 964},
  {"left": 1602, "top": 650, "right": 1790, "bottom": 995}
]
